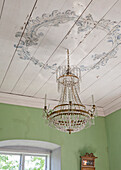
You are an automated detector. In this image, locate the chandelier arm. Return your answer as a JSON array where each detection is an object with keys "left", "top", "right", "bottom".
[
  {"left": 89, "top": 105, "right": 96, "bottom": 117},
  {"left": 44, "top": 109, "right": 48, "bottom": 117}
]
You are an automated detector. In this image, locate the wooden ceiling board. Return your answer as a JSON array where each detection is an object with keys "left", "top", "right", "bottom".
[
  {"left": 79, "top": 50, "right": 121, "bottom": 98},
  {"left": 12, "top": 61, "right": 56, "bottom": 95},
  {"left": 12, "top": 45, "right": 69, "bottom": 95},
  {"left": 35, "top": 75, "right": 60, "bottom": 99},
  {"left": 69, "top": 23, "right": 120, "bottom": 69},
  {"left": 36, "top": 21, "right": 121, "bottom": 103},
  {"left": 96, "top": 84, "right": 121, "bottom": 108},
  {"left": 80, "top": 37, "right": 121, "bottom": 85},
  {"left": 0, "top": 0, "right": 38, "bottom": 88},
  {"left": 81, "top": 61, "right": 121, "bottom": 106},
  {"left": 16, "top": 0, "right": 120, "bottom": 97},
  {"left": 46, "top": 0, "right": 119, "bottom": 66},
  {"left": 16, "top": 0, "right": 92, "bottom": 65},
  {"left": 28, "top": 0, "right": 121, "bottom": 97},
  {"left": 11, "top": 61, "right": 42, "bottom": 94},
  {"left": 59, "top": 0, "right": 119, "bottom": 53},
  {"left": 70, "top": 0, "right": 121, "bottom": 66},
  {"left": 0, "top": 0, "right": 91, "bottom": 93},
  {"left": 23, "top": 57, "right": 64, "bottom": 96},
  {"left": 10, "top": 0, "right": 92, "bottom": 95},
  {"left": 104, "top": 96, "right": 121, "bottom": 114},
  {"left": 0, "top": 0, "right": 4, "bottom": 19},
  {"left": 27, "top": 0, "right": 121, "bottom": 115}
]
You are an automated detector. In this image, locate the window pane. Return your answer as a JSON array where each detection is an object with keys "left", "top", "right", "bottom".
[
  {"left": 24, "top": 155, "right": 46, "bottom": 170},
  {"left": 0, "top": 154, "right": 20, "bottom": 170}
]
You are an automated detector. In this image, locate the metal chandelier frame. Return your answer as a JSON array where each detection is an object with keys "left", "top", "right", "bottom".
[{"left": 44, "top": 49, "right": 96, "bottom": 134}]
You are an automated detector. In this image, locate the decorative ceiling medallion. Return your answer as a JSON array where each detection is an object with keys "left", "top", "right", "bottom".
[{"left": 14, "top": 10, "right": 121, "bottom": 72}]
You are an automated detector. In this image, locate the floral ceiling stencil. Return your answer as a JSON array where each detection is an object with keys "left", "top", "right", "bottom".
[{"left": 14, "top": 10, "right": 121, "bottom": 73}]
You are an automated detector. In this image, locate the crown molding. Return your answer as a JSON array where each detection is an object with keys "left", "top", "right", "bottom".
[{"left": 0, "top": 92, "right": 105, "bottom": 116}]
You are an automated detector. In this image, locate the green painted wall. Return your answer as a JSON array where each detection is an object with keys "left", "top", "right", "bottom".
[
  {"left": 105, "top": 109, "right": 121, "bottom": 170},
  {"left": 0, "top": 103, "right": 109, "bottom": 170}
]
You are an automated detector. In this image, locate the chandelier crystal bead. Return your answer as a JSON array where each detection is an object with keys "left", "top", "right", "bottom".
[{"left": 44, "top": 49, "right": 96, "bottom": 134}]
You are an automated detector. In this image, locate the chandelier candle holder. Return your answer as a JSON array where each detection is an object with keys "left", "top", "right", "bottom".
[{"left": 44, "top": 49, "right": 96, "bottom": 134}]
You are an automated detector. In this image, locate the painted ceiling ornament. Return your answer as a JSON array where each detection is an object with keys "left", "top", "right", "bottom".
[
  {"left": 44, "top": 49, "right": 96, "bottom": 134},
  {"left": 14, "top": 10, "right": 121, "bottom": 72},
  {"left": 80, "top": 25, "right": 121, "bottom": 71}
]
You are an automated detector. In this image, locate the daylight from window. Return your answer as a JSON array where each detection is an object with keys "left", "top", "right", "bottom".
[
  {"left": 0, "top": 153, "right": 46, "bottom": 170},
  {"left": 25, "top": 155, "right": 46, "bottom": 170},
  {"left": 0, "top": 154, "right": 20, "bottom": 170}
]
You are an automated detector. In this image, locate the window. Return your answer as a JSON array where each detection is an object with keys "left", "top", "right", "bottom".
[
  {"left": 24, "top": 155, "right": 47, "bottom": 170},
  {"left": 0, "top": 154, "right": 20, "bottom": 170},
  {"left": 0, "top": 153, "right": 48, "bottom": 170}
]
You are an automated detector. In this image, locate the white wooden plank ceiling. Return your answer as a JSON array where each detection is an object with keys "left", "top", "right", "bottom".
[{"left": 0, "top": 0, "right": 121, "bottom": 116}]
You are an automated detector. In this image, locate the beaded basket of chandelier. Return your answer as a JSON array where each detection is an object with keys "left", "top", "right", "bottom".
[{"left": 44, "top": 50, "right": 96, "bottom": 134}]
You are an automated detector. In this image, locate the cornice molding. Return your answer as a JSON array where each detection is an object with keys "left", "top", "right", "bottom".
[{"left": 0, "top": 92, "right": 106, "bottom": 116}]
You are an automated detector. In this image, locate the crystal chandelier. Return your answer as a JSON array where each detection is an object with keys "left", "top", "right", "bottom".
[{"left": 44, "top": 49, "right": 96, "bottom": 134}]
